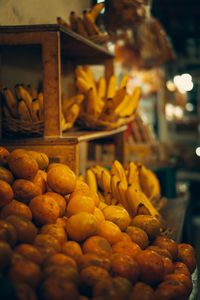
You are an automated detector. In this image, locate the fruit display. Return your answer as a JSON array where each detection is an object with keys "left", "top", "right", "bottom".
[
  {"left": 57, "top": 2, "right": 108, "bottom": 44},
  {"left": 62, "top": 65, "right": 141, "bottom": 131},
  {"left": 0, "top": 84, "right": 44, "bottom": 136},
  {"left": 0, "top": 146, "right": 197, "bottom": 300}
]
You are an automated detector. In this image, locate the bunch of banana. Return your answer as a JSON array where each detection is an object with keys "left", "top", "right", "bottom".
[
  {"left": 61, "top": 93, "right": 85, "bottom": 131},
  {"left": 1, "top": 84, "right": 43, "bottom": 123},
  {"left": 56, "top": 2, "right": 104, "bottom": 39},
  {"left": 86, "top": 159, "right": 162, "bottom": 219},
  {"left": 75, "top": 66, "right": 141, "bottom": 124}
]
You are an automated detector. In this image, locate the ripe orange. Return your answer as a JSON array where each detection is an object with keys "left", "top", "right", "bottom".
[
  {"left": 80, "top": 265, "right": 110, "bottom": 288},
  {"left": 61, "top": 241, "right": 83, "bottom": 263},
  {"left": 66, "top": 190, "right": 95, "bottom": 217},
  {"left": 43, "top": 253, "right": 77, "bottom": 269},
  {"left": 40, "top": 224, "right": 67, "bottom": 244},
  {"left": 93, "top": 207, "right": 105, "bottom": 225},
  {"left": 14, "top": 243, "right": 43, "bottom": 265},
  {"left": 97, "top": 220, "right": 122, "bottom": 245},
  {"left": 82, "top": 235, "right": 112, "bottom": 258},
  {"left": 112, "top": 241, "right": 142, "bottom": 260}
]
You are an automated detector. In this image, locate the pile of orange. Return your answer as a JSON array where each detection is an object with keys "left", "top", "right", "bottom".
[{"left": 0, "top": 146, "right": 197, "bottom": 300}]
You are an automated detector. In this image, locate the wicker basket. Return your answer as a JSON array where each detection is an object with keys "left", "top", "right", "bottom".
[
  {"left": 76, "top": 113, "right": 135, "bottom": 131},
  {"left": 3, "top": 118, "right": 44, "bottom": 137}
]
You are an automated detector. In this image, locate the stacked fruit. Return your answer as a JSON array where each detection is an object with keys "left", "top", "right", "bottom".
[
  {"left": 1, "top": 84, "right": 43, "bottom": 123},
  {"left": 62, "top": 65, "right": 141, "bottom": 130},
  {"left": 57, "top": 2, "right": 105, "bottom": 40},
  {"left": 0, "top": 146, "right": 197, "bottom": 300}
]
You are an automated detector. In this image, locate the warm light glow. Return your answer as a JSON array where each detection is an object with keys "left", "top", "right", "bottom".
[
  {"left": 107, "top": 42, "right": 115, "bottom": 53},
  {"left": 166, "top": 80, "right": 176, "bottom": 91},
  {"left": 165, "top": 103, "right": 183, "bottom": 120},
  {"left": 186, "top": 102, "right": 194, "bottom": 112},
  {"left": 173, "top": 73, "right": 193, "bottom": 93},
  {"left": 196, "top": 147, "right": 200, "bottom": 157}
]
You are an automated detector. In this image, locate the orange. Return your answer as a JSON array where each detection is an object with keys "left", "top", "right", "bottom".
[
  {"left": 152, "top": 235, "right": 178, "bottom": 261},
  {"left": 0, "top": 219, "right": 17, "bottom": 247},
  {"left": 80, "top": 265, "right": 110, "bottom": 288},
  {"left": 135, "top": 249, "right": 164, "bottom": 284},
  {"left": 43, "top": 253, "right": 77, "bottom": 269},
  {"left": 120, "top": 232, "right": 132, "bottom": 243},
  {"left": 14, "top": 243, "right": 43, "bottom": 265},
  {"left": 93, "top": 207, "right": 105, "bottom": 224},
  {"left": 82, "top": 235, "right": 112, "bottom": 258},
  {"left": 78, "top": 253, "right": 111, "bottom": 272},
  {"left": 97, "top": 220, "right": 122, "bottom": 245},
  {"left": 45, "top": 192, "right": 66, "bottom": 217},
  {"left": 0, "top": 180, "right": 14, "bottom": 208},
  {"left": 126, "top": 225, "right": 149, "bottom": 249},
  {"left": 61, "top": 241, "right": 83, "bottom": 263},
  {"left": 129, "top": 281, "right": 155, "bottom": 300},
  {"left": 102, "top": 205, "right": 131, "bottom": 231},
  {"left": 0, "top": 240, "right": 13, "bottom": 270},
  {"left": 66, "top": 190, "right": 95, "bottom": 217},
  {"left": 33, "top": 233, "right": 61, "bottom": 252},
  {"left": 0, "top": 199, "right": 32, "bottom": 221},
  {"left": 112, "top": 241, "right": 142, "bottom": 260},
  {"left": 109, "top": 252, "right": 140, "bottom": 284},
  {"left": 40, "top": 224, "right": 67, "bottom": 244},
  {"left": 173, "top": 261, "right": 191, "bottom": 278},
  {"left": 66, "top": 212, "right": 98, "bottom": 242},
  {"left": 177, "top": 243, "right": 196, "bottom": 274},
  {"left": 8, "top": 259, "right": 42, "bottom": 288},
  {"left": 14, "top": 283, "right": 37, "bottom": 300}
]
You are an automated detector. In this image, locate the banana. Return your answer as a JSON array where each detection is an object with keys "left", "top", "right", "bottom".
[
  {"left": 75, "top": 66, "right": 89, "bottom": 82},
  {"left": 85, "top": 168, "right": 98, "bottom": 193},
  {"left": 38, "top": 92, "right": 44, "bottom": 116},
  {"left": 18, "top": 99, "right": 32, "bottom": 121},
  {"left": 118, "top": 86, "right": 141, "bottom": 118},
  {"left": 112, "top": 86, "right": 127, "bottom": 109},
  {"left": 64, "top": 103, "right": 80, "bottom": 124},
  {"left": 2, "top": 105, "right": 12, "bottom": 118},
  {"left": 127, "top": 161, "right": 142, "bottom": 191},
  {"left": 97, "top": 77, "right": 106, "bottom": 101},
  {"left": 126, "top": 184, "right": 160, "bottom": 218},
  {"left": 110, "top": 174, "right": 121, "bottom": 203},
  {"left": 117, "top": 181, "right": 132, "bottom": 215},
  {"left": 98, "top": 98, "right": 116, "bottom": 122},
  {"left": 90, "top": 166, "right": 104, "bottom": 191},
  {"left": 137, "top": 163, "right": 161, "bottom": 200},
  {"left": 97, "top": 191, "right": 105, "bottom": 203},
  {"left": 101, "top": 169, "right": 111, "bottom": 194},
  {"left": 78, "top": 173, "right": 85, "bottom": 181},
  {"left": 26, "top": 84, "right": 38, "bottom": 99},
  {"left": 90, "top": 2, "right": 104, "bottom": 21},
  {"left": 107, "top": 75, "right": 117, "bottom": 99},
  {"left": 118, "top": 74, "right": 129, "bottom": 89},
  {"left": 83, "top": 65, "right": 95, "bottom": 85},
  {"left": 69, "top": 11, "right": 78, "bottom": 31},
  {"left": 57, "top": 16, "right": 71, "bottom": 29},
  {"left": 83, "top": 10, "right": 96, "bottom": 36},
  {"left": 15, "top": 85, "right": 32, "bottom": 113},
  {"left": 86, "top": 87, "right": 98, "bottom": 117},
  {"left": 31, "top": 98, "right": 41, "bottom": 121},
  {"left": 62, "top": 94, "right": 84, "bottom": 120},
  {"left": 111, "top": 160, "right": 128, "bottom": 189},
  {"left": 104, "top": 192, "right": 112, "bottom": 205},
  {"left": 76, "top": 17, "right": 89, "bottom": 38},
  {"left": 1, "top": 87, "right": 18, "bottom": 118},
  {"left": 114, "top": 94, "right": 130, "bottom": 115},
  {"left": 76, "top": 76, "right": 91, "bottom": 94}
]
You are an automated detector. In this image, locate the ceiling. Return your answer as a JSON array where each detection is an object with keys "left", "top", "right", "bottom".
[{"left": 151, "top": 0, "right": 200, "bottom": 76}]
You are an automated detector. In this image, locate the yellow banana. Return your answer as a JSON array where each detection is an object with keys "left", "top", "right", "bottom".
[
  {"left": 26, "top": 84, "right": 38, "bottom": 99},
  {"left": 83, "top": 10, "right": 96, "bottom": 36},
  {"left": 111, "top": 160, "right": 128, "bottom": 189},
  {"left": 76, "top": 76, "right": 91, "bottom": 94},
  {"left": 76, "top": 17, "right": 89, "bottom": 38},
  {"left": 104, "top": 192, "right": 112, "bottom": 205},
  {"left": 107, "top": 75, "right": 117, "bottom": 99},
  {"left": 137, "top": 163, "right": 161, "bottom": 200},
  {"left": 110, "top": 174, "right": 121, "bottom": 203},
  {"left": 64, "top": 103, "right": 80, "bottom": 124},
  {"left": 85, "top": 168, "right": 98, "bottom": 193},
  {"left": 62, "top": 94, "right": 84, "bottom": 120},
  {"left": 119, "top": 86, "right": 141, "bottom": 117},
  {"left": 127, "top": 161, "right": 142, "bottom": 191},
  {"left": 90, "top": 166, "right": 104, "bottom": 191},
  {"left": 97, "top": 191, "right": 105, "bottom": 203},
  {"left": 2, "top": 105, "right": 12, "bottom": 118},
  {"left": 78, "top": 173, "right": 85, "bottom": 181},
  {"left": 18, "top": 99, "right": 32, "bottom": 121},
  {"left": 86, "top": 87, "right": 98, "bottom": 117},
  {"left": 101, "top": 169, "right": 111, "bottom": 194},
  {"left": 57, "top": 16, "right": 71, "bottom": 29},
  {"left": 114, "top": 94, "right": 130, "bottom": 115},
  {"left": 98, "top": 98, "right": 116, "bottom": 122},
  {"left": 97, "top": 77, "right": 106, "bottom": 101},
  {"left": 126, "top": 184, "right": 160, "bottom": 218},
  {"left": 117, "top": 181, "right": 132, "bottom": 215},
  {"left": 112, "top": 86, "right": 127, "bottom": 109},
  {"left": 90, "top": 2, "right": 104, "bottom": 21},
  {"left": 38, "top": 92, "right": 44, "bottom": 116},
  {"left": 31, "top": 98, "right": 41, "bottom": 121},
  {"left": 118, "top": 74, "right": 129, "bottom": 89},
  {"left": 1, "top": 87, "right": 18, "bottom": 118},
  {"left": 83, "top": 65, "right": 95, "bottom": 85},
  {"left": 69, "top": 11, "right": 78, "bottom": 31},
  {"left": 75, "top": 66, "right": 89, "bottom": 82},
  {"left": 15, "top": 85, "right": 32, "bottom": 113}
]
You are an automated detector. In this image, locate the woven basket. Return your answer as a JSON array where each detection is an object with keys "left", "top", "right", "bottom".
[
  {"left": 76, "top": 114, "right": 135, "bottom": 131},
  {"left": 3, "top": 118, "right": 44, "bottom": 137}
]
